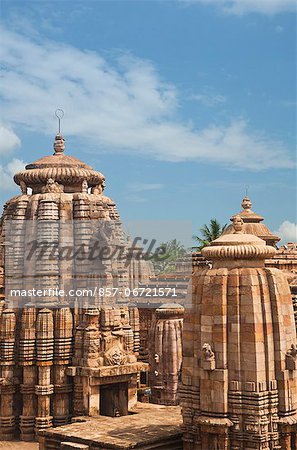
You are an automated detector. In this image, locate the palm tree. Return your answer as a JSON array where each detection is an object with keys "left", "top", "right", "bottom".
[{"left": 193, "top": 219, "right": 227, "bottom": 251}]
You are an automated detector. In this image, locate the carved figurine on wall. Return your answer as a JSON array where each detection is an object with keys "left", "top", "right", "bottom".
[
  {"left": 201, "top": 343, "right": 216, "bottom": 371},
  {"left": 20, "top": 181, "right": 27, "bottom": 195},
  {"left": 82, "top": 179, "right": 88, "bottom": 194},
  {"left": 285, "top": 343, "right": 297, "bottom": 370},
  {"left": 91, "top": 184, "right": 103, "bottom": 195},
  {"left": 232, "top": 214, "right": 244, "bottom": 233},
  {"left": 41, "top": 178, "right": 64, "bottom": 193}
]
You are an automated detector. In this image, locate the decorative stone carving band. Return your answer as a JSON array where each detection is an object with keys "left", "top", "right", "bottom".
[
  {"left": 203, "top": 243, "right": 276, "bottom": 260},
  {"left": 35, "top": 384, "right": 54, "bottom": 395}
]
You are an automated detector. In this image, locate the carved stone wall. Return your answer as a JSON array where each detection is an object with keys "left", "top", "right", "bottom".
[
  {"left": 69, "top": 306, "right": 147, "bottom": 417},
  {"left": 149, "top": 303, "right": 184, "bottom": 405}
]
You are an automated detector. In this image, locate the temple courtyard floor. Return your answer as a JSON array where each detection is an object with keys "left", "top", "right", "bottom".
[
  {"left": 38, "top": 403, "right": 183, "bottom": 449},
  {"left": 0, "top": 442, "right": 39, "bottom": 450}
]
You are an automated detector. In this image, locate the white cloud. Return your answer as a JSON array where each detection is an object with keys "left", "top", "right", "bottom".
[
  {"left": 0, "top": 26, "right": 294, "bottom": 171},
  {"left": 0, "top": 125, "right": 21, "bottom": 155},
  {"left": 126, "top": 183, "right": 164, "bottom": 193},
  {"left": 0, "top": 158, "right": 26, "bottom": 191},
  {"left": 275, "top": 221, "right": 297, "bottom": 244},
  {"left": 190, "top": 92, "right": 226, "bottom": 107},
  {"left": 185, "top": 0, "right": 296, "bottom": 15},
  {"left": 125, "top": 182, "right": 164, "bottom": 203}
]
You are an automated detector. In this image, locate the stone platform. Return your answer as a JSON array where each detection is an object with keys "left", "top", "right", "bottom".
[
  {"left": 0, "top": 442, "right": 38, "bottom": 450},
  {"left": 38, "top": 403, "right": 183, "bottom": 450}
]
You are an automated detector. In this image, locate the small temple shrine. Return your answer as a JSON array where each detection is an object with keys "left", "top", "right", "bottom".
[
  {"left": 222, "top": 196, "right": 280, "bottom": 247},
  {"left": 149, "top": 302, "right": 184, "bottom": 406}
]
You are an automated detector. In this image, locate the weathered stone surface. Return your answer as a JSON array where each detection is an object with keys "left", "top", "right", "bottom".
[
  {"left": 70, "top": 306, "right": 148, "bottom": 417},
  {"left": 0, "top": 134, "right": 151, "bottom": 441},
  {"left": 149, "top": 303, "right": 184, "bottom": 405},
  {"left": 37, "top": 403, "right": 182, "bottom": 450},
  {"left": 181, "top": 219, "right": 297, "bottom": 449}
]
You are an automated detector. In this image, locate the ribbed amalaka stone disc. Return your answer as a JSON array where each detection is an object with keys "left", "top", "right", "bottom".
[{"left": 14, "top": 134, "right": 105, "bottom": 192}]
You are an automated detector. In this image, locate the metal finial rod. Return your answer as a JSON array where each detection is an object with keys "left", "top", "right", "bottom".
[
  {"left": 55, "top": 109, "right": 64, "bottom": 134},
  {"left": 245, "top": 185, "right": 249, "bottom": 197}
]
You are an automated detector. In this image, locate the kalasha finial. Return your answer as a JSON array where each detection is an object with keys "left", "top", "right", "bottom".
[
  {"left": 53, "top": 109, "right": 65, "bottom": 154},
  {"left": 53, "top": 133, "right": 65, "bottom": 154},
  {"left": 232, "top": 215, "right": 244, "bottom": 233},
  {"left": 241, "top": 196, "right": 252, "bottom": 211}
]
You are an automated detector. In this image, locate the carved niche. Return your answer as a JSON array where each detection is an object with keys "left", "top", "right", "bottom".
[{"left": 104, "top": 344, "right": 128, "bottom": 366}]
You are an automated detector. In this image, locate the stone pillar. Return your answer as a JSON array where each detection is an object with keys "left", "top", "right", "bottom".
[
  {"left": 73, "top": 193, "right": 92, "bottom": 313},
  {"left": 73, "top": 375, "right": 84, "bottom": 416},
  {"left": 53, "top": 307, "right": 73, "bottom": 426},
  {"left": 150, "top": 303, "right": 184, "bottom": 405},
  {"left": 82, "top": 308, "right": 100, "bottom": 368},
  {"left": 5, "top": 198, "right": 29, "bottom": 309},
  {"left": 0, "top": 309, "right": 16, "bottom": 440},
  {"left": 19, "top": 305, "right": 37, "bottom": 441},
  {"left": 121, "top": 307, "right": 134, "bottom": 353},
  {"left": 129, "top": 307, "right": 140, "bottom": 354},
  {"left": 0, "top": 301, "right": 5, "bottom": 317},
  {"left": 73, "top": 308, "right": 101, "bottom": 416},
  {"left": 73, "top": 321, "right": 86, "bottom": 416},
  {"left": 73, "top": 317, "right": 85, "bottom": 416},
  {"left": 36, "top": 198, "right": 59, "bottom": 308},
  {"left": 138, "top": 308, "right": 155, "bottom": 366},
  {"left": 35, "top": 308, "right": 54, "bottom": 432}
]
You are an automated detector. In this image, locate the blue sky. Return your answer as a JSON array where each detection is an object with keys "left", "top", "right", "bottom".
[{"left": 0, "top": 0, "right": 296, "bottom": 244}]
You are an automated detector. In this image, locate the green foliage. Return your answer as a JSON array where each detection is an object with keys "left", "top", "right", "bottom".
[
  {"left": 147, "top": 238, "right": 188, "bottom": 274},
  {"left": 193, "top": 218, "right": 227, "bottom": 251}
]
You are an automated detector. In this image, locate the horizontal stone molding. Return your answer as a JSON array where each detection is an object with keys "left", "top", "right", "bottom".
[{"left": 35, "top": 384, "right": 54, "bottom": 395}]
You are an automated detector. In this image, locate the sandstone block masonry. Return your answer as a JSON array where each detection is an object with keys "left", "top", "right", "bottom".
[{"left": 181, "top": 217, "right": 297, "bottom": 449}]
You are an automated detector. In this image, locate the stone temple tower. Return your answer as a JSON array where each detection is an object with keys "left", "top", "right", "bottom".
[
  {"left": 222, "top": 196, "right": 280, "bottom": 247},
  {"left": 0, "top": 133, "right": 146, "bottom": 440},
  {"left": 181, "top": 216, "right": 297, "bottom": 449}
]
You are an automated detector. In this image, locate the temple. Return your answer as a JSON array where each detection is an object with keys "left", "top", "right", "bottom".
[
  {"left": 0, "top": 133, "right": 151, "bottom": 441},
  {"left": 0, "top": 132, "right": 296, "bottom": 450},
  {"left": 149, "top": 303, "right": 184, "bottom": 406},
  {"left": 181, "top": 216, "right": 297, "bottom": 449}
]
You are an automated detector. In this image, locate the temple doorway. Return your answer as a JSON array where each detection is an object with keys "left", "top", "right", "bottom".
[{"left": 100, "top": 382, "right": 128, "bottom": 417}]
